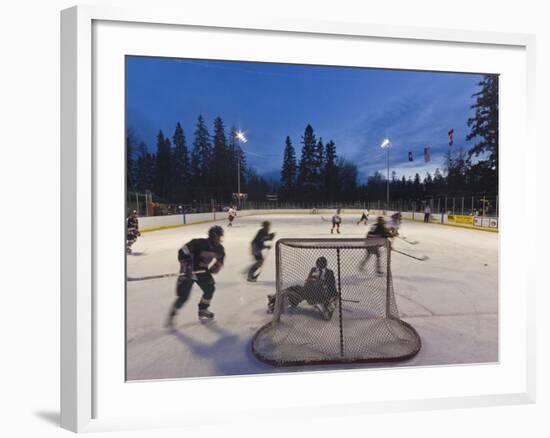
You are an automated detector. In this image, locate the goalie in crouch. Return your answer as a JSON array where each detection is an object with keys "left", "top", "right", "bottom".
[
  {"left": 267, "top": 256, "right": 338, "bottom": 321},
  {"left": 166, "top": 225, "right": 225, "bottom": 325}
]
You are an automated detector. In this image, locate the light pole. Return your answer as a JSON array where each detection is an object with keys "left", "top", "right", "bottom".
[
  {"left": 234, "top": 130, "right": 247, "bottom": 208},
  {"left": 380, "top": 138, "right": 391, "bottom": 211}
]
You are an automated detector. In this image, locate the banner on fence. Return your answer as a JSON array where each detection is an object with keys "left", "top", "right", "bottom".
[
  {"left": 474, "top": 217, "right": 499, "bottom": 228},
  {"left": 448, "top": 214, "right": 474, "bottom": 225}
]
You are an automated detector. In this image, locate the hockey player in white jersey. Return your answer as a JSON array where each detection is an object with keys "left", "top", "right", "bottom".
[
  {"left": 331, "top": 208, "right": 342, "bottom": 234},
  {"left": 227, "top": 206, "right": 237, "bottom": 227}
]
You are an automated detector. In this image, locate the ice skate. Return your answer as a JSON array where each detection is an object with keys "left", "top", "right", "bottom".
[
  {"left": 315, "top": 303, "right": 332, "bottom": 321},
  {"left": 198, "top": 308, "right": 215, "bottom": 321},
  {"left": 165, "top": 309, "right": 177, "bottom": 328},
  {"left": 327, "top": 297, "right": 337, "bottom": 314}
]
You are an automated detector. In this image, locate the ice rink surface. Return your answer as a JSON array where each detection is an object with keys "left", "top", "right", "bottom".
[{"left": 126, "top": 213, "right": 498, "bottom": 380}]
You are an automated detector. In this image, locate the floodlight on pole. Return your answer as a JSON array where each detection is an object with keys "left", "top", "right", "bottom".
[
  {"left": 380, "top": 138, "right": 391, "bottom": 211},
  {"left": 234, "top": 130, "right": 248, "bottom": 208},
  {"left": 235, "top": 131, "right": 248, "bottom": 143}
]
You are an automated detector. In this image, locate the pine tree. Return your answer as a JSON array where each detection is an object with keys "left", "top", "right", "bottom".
[
  {"left": 245, "top": 168, "right": 269, "bottom": 202},
  {"left": 336, "top": 158, "right": 358, "bottom": 201},
  {"left": 191, "top": 115, "right": 212, "bottom": 200},
  {"left": 324, "top": 140, "right": 338, "bottom": 201},
  {"left": 211, "top": 117, "right": 230, "bottom": 201},
  {"left": 135, "top": 141, "right": 155, "bottom": 193},
  {"left": 153, "top": 130, "right": 173, "bottom": 200},
  {"left": 315, "top": 138, "right": 325, "bottom": 178},
  {"left": 126, "top": 129, "right": 138, "bottom": 192},
  {"left": 466, "top": 74, "right": 498, "bottom": 191},
  {"left": 423, "top": 172, "right": 433, "bottom": 197},
  {"left": 433, "top": 168, "right": 444, "bottom": 196},
  {"left": 172, "top": 122, "right": 190, "bottom": 202},
  {"left": 413, "top": 173, "right": 421, "bottom": 199},
  {"left": 297, "top": 124, "right": 318, "bottom": 198},
  {"left": 445, "top": 148, "right": 470, "bottom": 195},
  {"left": 280, "top": 136, "right": 298, "bottom": 200}
]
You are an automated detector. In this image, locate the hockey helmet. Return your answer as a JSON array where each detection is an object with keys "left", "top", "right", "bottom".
[
  {"left": 208, "top": 225, "right": 224, "bottom": 240},
  {"left": 316, "top": 256, "right": 328, "bottom": 269}
]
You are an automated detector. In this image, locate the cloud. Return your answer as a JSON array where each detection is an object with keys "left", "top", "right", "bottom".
[{"left": 334, "top": 78, "right": 477, "bottom": 182}]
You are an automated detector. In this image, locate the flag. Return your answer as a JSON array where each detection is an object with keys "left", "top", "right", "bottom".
[
  {"left": 448, "top": 128, "right": 454, "bottom": 146},
  {"left": 424, "top": 146, "right": 431, "bottom": 162},
  {"left": 408, "top": 151, "right": 413, "bottom": 162}
]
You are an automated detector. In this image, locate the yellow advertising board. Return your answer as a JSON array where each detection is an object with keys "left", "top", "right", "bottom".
[{"left": 448, "top": 214, "right": 474, "bottom": 225}]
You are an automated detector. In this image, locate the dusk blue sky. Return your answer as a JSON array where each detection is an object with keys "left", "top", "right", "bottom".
[{"left": 126, "top": 56, "right": 486, "bottom": 183}]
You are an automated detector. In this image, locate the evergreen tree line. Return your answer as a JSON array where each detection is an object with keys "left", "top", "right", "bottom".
[
  {"left": 279, "top": 124, "right": 359, "bottom": 202},
  {"left": 127, "top": 115, "right": 249, "bottom": 203},
  {"left": 127, "top": 74, "right": 497, "bottom": 206}
]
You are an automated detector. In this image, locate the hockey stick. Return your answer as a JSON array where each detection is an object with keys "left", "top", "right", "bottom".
[
  {"left": 321, "top": 216, "right": 356, "bottom": 224},
  {"left": 392, "top": 248, "right": 428, "bottom": 261},
  {"left": 397, "top": 235, "right": 419, "bottom": 245},
  {"left": 127, "top": 270, "right": 207, "bottom": 282},
  {"left": 341, "top": 298, "right": 360, "bottom": 303}
]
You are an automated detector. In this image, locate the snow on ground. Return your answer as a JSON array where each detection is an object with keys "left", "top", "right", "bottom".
[{"left": 126, "top": 213, "right": 498, "bottom": 380}]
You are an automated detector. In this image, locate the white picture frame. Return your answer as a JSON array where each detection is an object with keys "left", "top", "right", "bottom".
[{"left": 61, "top": 5, "right": 536, "bottom": 433}]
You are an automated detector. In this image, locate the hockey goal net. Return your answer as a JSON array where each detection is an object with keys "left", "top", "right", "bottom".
[{"left": 252, "top": 238, "right": 421, "bottom": 366}]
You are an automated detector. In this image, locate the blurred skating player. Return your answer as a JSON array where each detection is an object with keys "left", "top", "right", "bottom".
[
  {"left": 388, "top": 212, "right": 402, "bottom": 236},
  {"left": 267, "top": 256, "right": 338, "bottom": 320},
  {"left": 331, "top": 208, "right": 342, "bottom": 234},
  {"left": 227, "top": 205, "right": 237, "bottom": 227},
  {"left": 359, "top": 216, "right": 391, "bottom": 275},
  {"left": 247, "top": 221, "right": 275, "bottom": 282},
  {"left": 165, "top": 225, "right": 225, "bottom": 325},
  {"left": 126, "top": 210, "right": 140, "bottom": 254},
  {"left": 356, "top": 208, "right": 369, "bottom": 225}
]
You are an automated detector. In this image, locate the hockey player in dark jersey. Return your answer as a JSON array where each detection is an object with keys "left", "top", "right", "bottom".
[
  {"left": 247, "top": 221, "right": 275, "bottom": 282},
  {"left": 267, "top": 256, "right": 338, "bottom": 320},
  {"left": 126, "top": 210, "right": 140, "bottom": 254},
  {"left": 388, "top": 212, "right": 402, "bottom": 237},
  {"left": 359, "top": 216, "right": 391, "bottom": 274},
  {"left": 165, "top": 225, "right": 225, "bottom": 325},
  {"left": 356, "top": 209, "right": 369, "bottom": 225}
]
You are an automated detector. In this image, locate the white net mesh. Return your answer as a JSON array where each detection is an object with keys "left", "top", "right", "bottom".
[{"left": 252, "top": 238, "right": 421, "bottom": 365}]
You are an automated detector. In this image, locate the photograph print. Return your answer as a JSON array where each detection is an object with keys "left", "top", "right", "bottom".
[{"left": 125, "top": 56, "right": 498, "bottom": 380}]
